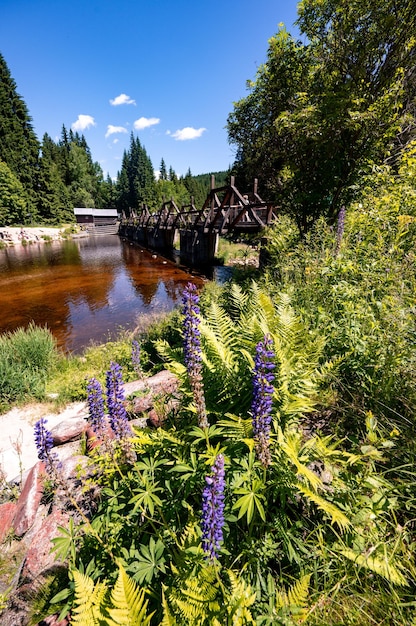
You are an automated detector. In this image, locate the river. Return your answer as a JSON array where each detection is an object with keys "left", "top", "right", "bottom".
[{"left": 0, "top": 234, "right": 208, "bottom": 354}]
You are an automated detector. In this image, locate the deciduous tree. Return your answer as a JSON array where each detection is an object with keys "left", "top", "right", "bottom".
[{"left": 227, "top": 0, "right": 416, "bottom": 235}]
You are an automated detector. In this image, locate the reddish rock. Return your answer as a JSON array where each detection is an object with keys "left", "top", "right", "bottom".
[
  {"left": 35, "top": 614, "right": 70, "bottom": 626},
  {"left": 147, "top": 409, "right": 162, "bottom": 428},
  {"left": 50, "top": 417, "right": 88, "bottom": 445},
  {"left": 0, "top": 501, "right": 17, "bottom": 543},
  {"left": 20, "top": 508, "right": 70, "bottom": 583},
  {"left": 126, "top": 370, "right": 181, "bottom": 418},
  {"left": 13, "top": 461, "right": 46, "bottom": 537},
  {"left": 86, "top": 421, "right": 115, "bottom": 452},
  {"left": 124, "top": 370, "right": 179, "bottom": 403}
]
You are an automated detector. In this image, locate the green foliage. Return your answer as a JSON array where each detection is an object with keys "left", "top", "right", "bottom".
[
  {"left": 43, "top": 270, "right": 416, "bottom": 624},
  {"left": 0, "top": 160, "right": 27, "bottom": 224},
  {"left": 70, "top": 563, "right": 153, "bottom": 625},
  {"left": 0, "top": 53, "right": 40, "bottom": 219},
  {"left": 0, "top": 323, "right": 58, "bottom": 410},
  {"left": 262, "top": 142, "right": 416, "bottom": 422},
  {"left": 228, "top": 0, "right": 416, "bottom": 233},
  {"left": 47, "top": 336, "right": 143, "bottom": 402},
  {"left": 157, "top": 282, "right": 329, "bottom": 422}
]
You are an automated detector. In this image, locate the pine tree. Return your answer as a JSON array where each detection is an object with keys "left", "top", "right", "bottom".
[
  {"left": 116, "top": 134, "right": 156, "bottom": 215},
  {"left": 159, "top": 158, "right": 167, "bottom": 180},
  {"left": 37, "top": 133, "right": 72, "bottom": 223},
  {"left": 0, "top": 53, "right": 40, "bottom": 220}
]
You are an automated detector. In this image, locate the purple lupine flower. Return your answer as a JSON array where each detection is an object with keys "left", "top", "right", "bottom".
[
  {"left": 335, "top": 206, "right": 346, "bottom": 257},
  {"left": 182, "top": 283, "right": 203, "bottom": 373},
  {"left": 251, "top": 335, "right": 275, "bottom": 467},
  {"left": 34, "top": 417, "right": 60, "bottom": 473},
  {"left": 201, "top": 454, "right": 225, "bottom": 560},
  {"left": 106, "top": 361, "right": 132, "bottom": 439},
  {"left": 182, "top": 283, "right": 208, "bottom": 429},
  {"left": 87, "top": 377, "right": 106, "bottom": 435},
  {"left": 132, "top": 340, "right": 142, "bottom": 378}
]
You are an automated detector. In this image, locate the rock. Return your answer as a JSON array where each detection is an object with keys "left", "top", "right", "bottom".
[
  {"left": 20, "top": 508, "right": 70, "bottom": 584},
  {"left": 147, "top": 409, "right": 162, "bottom": 428},
  {"left": 13, "top": 462, "right": 46, "bottom": 537},
  {"left": 0, "top": 501, "right": 17, "bottom": 543},
  {"left": 36, "top": 614, "right": 70, "bottom": 625},
  {"left": 85, "top": 421, "right": 115, "bottom": 452},
  {"left": 123, "top": 370, "right": 179, "bottom": 399},
  {"left": 50, "top": 417, "right": 88, "bottom": 445},
  {"left": 125, "top": 370, "right": 181, "bottom": 423},
  {"left": 54, "top": 440, "right": 83, "bottom": 464}
]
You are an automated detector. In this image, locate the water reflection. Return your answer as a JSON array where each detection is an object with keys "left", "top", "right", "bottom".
[{"left": 0, "top": 235, "right": 205, "bottom": 353}]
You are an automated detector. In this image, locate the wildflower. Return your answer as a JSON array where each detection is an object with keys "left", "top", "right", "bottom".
[
  {"left": 335, "top": 205, "right": 346, "bottom": 257},
  {"left": 251, "top": 335, "right": 275, "bottom": 467},
  {"left": 106, "top": 361, "right": 132, "bottom": 439},
  {"left": 201, "top": 454, "right": 225, "bottom": 560},
  {"left": 87, "top": 377, "right": 105, "bottom": 435},
  {"left": 182, "top": 282, "right": 208, "bottom": 429},
  {"left": 34, "top": 417, "right": 60, "bottom": 473},
  {"left": 132, "top": 340, "right": 142, "bottom": 378}
]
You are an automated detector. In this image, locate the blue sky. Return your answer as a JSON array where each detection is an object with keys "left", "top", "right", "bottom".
[{"left": 1, "top": 0, "right": 300, "bottom": 180}]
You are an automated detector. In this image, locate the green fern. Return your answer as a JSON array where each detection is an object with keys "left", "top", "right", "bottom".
[
  {"left": 70, "top": 564, "right": 153, "bottom": 626},
  {"left": 225, "top": 570, "right": 257, "bottom": 625},
  {"left": 165, "top": 564, "right": 221, "bottom": 625},
  {"left": 107, "top": 564, "right": 154, "bottom": 625},
  {"left": 340, "top": 548, "right": 409, "bottom": 586},
  {"left": 164, "top": 565, "right": 258, "bottom": 626},
  {"left": 71, "top": 570, "right": 107, "bottom": 626},
  {"left": 275, "top": 573, "right": 311, "bottom": 622}
]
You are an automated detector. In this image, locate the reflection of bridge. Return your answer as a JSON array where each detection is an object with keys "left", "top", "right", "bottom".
[{"left": 119, "top": 176, "right": 277, "bottom": 265}]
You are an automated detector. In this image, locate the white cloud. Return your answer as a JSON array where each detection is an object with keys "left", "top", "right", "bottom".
[
  {"left": 105, "top": 124, "right": 128, "bottom": 138},
  {"left": 170, "top": 126, "right": 207, "bottom": 141},
  {"left": 133, "top": 116, "right": 160, "bottom": 131},
  {"left": 110, "top": 93, "right": 136, "bottom": 106},
  {"left": 71, "top": 115, "right": 96, "bottom": 132}
]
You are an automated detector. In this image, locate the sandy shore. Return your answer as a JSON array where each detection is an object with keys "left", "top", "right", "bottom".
[{"left": 0, "top": 226, "right": 65, "bottom": 246}]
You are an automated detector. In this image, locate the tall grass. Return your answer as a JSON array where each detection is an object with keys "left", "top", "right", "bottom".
[{"left": 0, "top": 323, "right": 58, "bottom": 411}]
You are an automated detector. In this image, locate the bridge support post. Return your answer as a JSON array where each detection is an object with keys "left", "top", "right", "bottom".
[{"left": 179, "top": 227, "right": 218, "bottom": 266}]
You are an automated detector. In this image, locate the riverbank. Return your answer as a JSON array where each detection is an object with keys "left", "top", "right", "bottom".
[{"left": 0, "top": 226, "right": 66, "bottom": 246}]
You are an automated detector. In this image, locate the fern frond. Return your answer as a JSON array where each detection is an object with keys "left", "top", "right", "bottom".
[
  {"left": 340, "top": 548, "right": 409, "bottom": 586},
  {"left": 217, "top": 413, "right": 254, "bottom": 439},
  {"left": 296, "top": 483, "right": 350, "bottom": 530},
  {"left": 167, "top": 564, "right": 221, "bottom": 625},
  {"left": 225, "top": 570, "right": 256, "bottom": 625},
  {"left": 161, "top": 585, "right": 177, "bottom": 626},
  {"left": 71, "top": 569, "right": 107, "bottom": 626},
  {"left": 107, "top": 564, "right": 153, "bottom": 625},
  {"left": 275, "top": 573, "right": 311, "bottom": 622},
  {"left": 278, "top": 429, "right": 323, "bottom": 490}
]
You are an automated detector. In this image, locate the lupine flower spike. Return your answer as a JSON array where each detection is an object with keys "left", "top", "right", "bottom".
[
  {"left": 106, "top": 361, "right": 132, "bottom": 439},
  {"left": 34, "top": 417, "right": 60, "bottom": 473},
  {"left": 201, "top": 454, "right": 225, "bottom": 560},
  {"left": 182, "top": 282, "right": 209, "bottom": 429},
  {"left": 87, "top": 377, "right": 106, "bottom": 437},
  {"left": 251, "top": 335, "right": 275, "bottom": 467},
  {"left": 132, "top": 340, "right": 142, "bottom": 378}
]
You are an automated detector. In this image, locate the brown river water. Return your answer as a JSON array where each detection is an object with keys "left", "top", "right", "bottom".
[{"left": 0, "top": 234, "right": 209, "bottom": 354}]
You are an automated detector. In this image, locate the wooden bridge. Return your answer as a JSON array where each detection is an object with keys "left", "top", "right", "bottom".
[{"left": 118, "top": 176, "right": 277, "bottom": 265}]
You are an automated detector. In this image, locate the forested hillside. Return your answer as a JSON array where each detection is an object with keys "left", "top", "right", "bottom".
[{"left": 0, "top": 52, "right": 227, "bottom": 226}]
